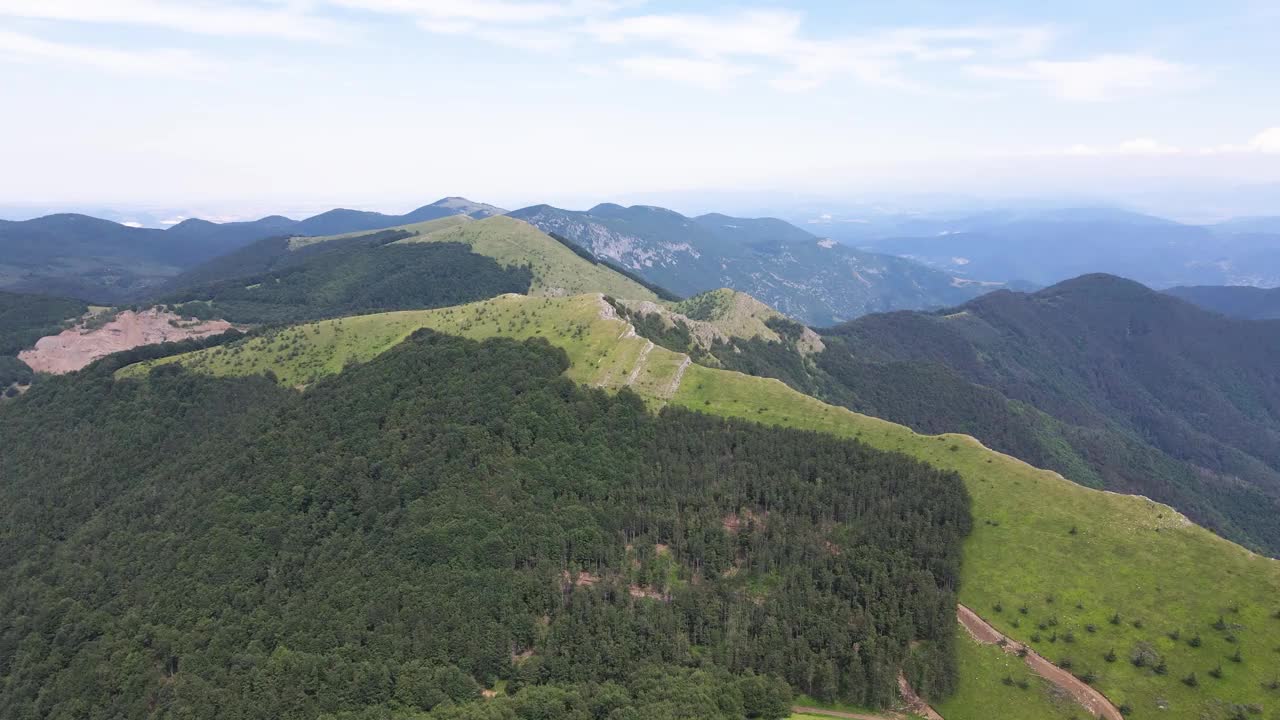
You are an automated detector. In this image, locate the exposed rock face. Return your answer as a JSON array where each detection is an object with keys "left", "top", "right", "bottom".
[
  {"left": 510, "top": 203, "right": 991, "bottom": 326},
  {"left": 19, "top": 308, "right": 233, "bottom": 374}
]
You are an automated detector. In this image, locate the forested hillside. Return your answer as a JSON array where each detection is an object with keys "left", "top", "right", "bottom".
[
  {"left": 0, "top": 199, "right": 505, "bottom": 302},
  {"left": 0, "top": 331, "right": 969, "bottom": 719},
  {"left": 0, "top": 290, "right": 88, "bottom": 387},
  {"left": 1165, "top": 284, "right": 1280, "bottom": 320},
  {"left": 661, "top": 274, "right": 1280, "bottom": 554},
  {"left": 162, "top": 228, "right": 532, "bottom": 325},
  {"left": 125, "top": 291, "right": 1280, "bottom": 719}
]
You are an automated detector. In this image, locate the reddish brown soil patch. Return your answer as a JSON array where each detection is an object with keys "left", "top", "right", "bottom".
[
  {"left": 561, "top": 570, "right": 601, "bottom": 588},
  {"left": 627, "top": 584, "right": 669, "bottom": 601},
  {"left": 957, "top": 604, "right": 1122, "bottom": 720},
  {"left": 896, "top": 673, "right": 944, "bottom": 720},
  {"left": 722, "top": 509, "right": 766, "bottom": 533},
  {"left": 19, "top": 308, "right": 233, "bottom": 374}
]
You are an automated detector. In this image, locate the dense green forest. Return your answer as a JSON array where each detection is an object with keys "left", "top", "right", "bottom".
[
  {"left": 620, "top": 274, "right": 1280, "bottom": 555},
  {"left": 0, "top": 331, "right": 969, "bottom": 719},
  {"left": 161, "top": 233, "right": 533, "bottom": 324},
  {"left": 0, "top": 290, "right": 88, "bottom": 387},
  {"left": 1165, "top": 284, "right": 1280, "bottom": 320}
]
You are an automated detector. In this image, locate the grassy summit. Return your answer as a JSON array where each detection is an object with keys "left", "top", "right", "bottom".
[{"left": 121, "top": 293, "right": 1280, "bottom": 719}]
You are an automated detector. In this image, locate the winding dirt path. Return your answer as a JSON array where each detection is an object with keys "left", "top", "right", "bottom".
[
  {"left": 897, "top": 673, "right": 944, "bottom": 720},
  {"left": 957, "top": 605, "right": 1122, "bottom": 720}
]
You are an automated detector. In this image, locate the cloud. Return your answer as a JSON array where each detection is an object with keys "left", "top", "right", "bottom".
[
  {"left": 330, "top": 0, "right": 621, "bottom": 24},
  {"left": 1061, "top": 138, "right": 1183, "bottom": 156},
  {"left": 970, "top": 53, "right": 1195, "bottom": 101},
  {"left": 0, "top": 0, "right": 343, "bottom": 40},
  {"left": 1251, "top": 127, "right": 1280, "bottom": 154},
  {"left": 617, "top": 55, "right": 753, "bottom": 89},
  {"left": 0, "top": 29, "right": 210, "bottom": 74},
  {"left": 586, "top": 12, "right": 1052, "bottom": 91},
  {"left": 1052, "top": 128, "right": 1280, "bottom": 158}
]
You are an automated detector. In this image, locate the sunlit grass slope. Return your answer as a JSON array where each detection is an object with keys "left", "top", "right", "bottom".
[
  {"left": 292, "top": 215, "right": 660, "bottom": 302},
  {"left": 934, "top": 628, "right": 1082, "bottom": 720},
  {"left": 120, "top": 293, "right": 1280, "bottom": 719}
]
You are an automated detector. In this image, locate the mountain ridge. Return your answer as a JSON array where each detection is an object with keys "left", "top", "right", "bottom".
[
  {"left": 0, "top": 197, "right": 507, "bottom": 302},
  {"left": 509, "top": 203, "right": 997, "bottom": 325}
]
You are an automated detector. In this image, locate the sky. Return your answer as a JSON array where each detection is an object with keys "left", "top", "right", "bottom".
[{"left": 0, "top": 0, "right": 1278, "bottom": 220}]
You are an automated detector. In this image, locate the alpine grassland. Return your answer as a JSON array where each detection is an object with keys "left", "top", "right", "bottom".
[{"left": 120, "top": 293, "right": 1280, "bottom": 719}]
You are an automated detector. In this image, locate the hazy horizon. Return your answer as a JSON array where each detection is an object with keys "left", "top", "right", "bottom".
[{"left": 2, "top": 0, "right": 1278, "bottom": 218}]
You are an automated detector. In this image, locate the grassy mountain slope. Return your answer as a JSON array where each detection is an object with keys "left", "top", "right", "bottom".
[
  {"left": 509, "top": 204, "right": 993, "bottom": 326},
  {"left": 820, "top": 274, "right": 1280, "bottom": 555},
  {"left": 394, "top": 216, "right": 660, "bottom": 301},
  {"left": 1166, "top": 284, "right": 1280, "bottom": 320},
  {"left": 155, "top": 216, "right": 658, "bottom": 326},
  {"left": 125, "top": 292, "right": 1280, "bottom": 719},
  {"left": 159, "top": 228, "right": 532, "bottom": 325}
]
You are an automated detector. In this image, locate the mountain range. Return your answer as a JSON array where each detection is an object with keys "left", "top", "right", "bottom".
[
  {"left": 653, "top": 273, "right": 1280, "bottom": 555},
  {"left": 6, "top": 203, "right": 1280, "bottom": 719},
  {"left": 1166, "top": 284, "right": 1280, "bottom": 320},
  {"left": 510, "top": 203, "right": 997, "bottom": 325},
  {"left": 818, "top": 207, "right": 1280, "bottom": 289},
  {"left": 0, "top": 198, "right": 504, "bottom": 302}
]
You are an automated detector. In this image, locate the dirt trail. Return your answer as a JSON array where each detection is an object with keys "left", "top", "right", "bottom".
[
  {"left": 957, "top": 605, "right": 1122, "bottom": 720},
  {"left": 624, "top": 340, "right": 654, "bottom": 386},
  {"left": 19, "top": 308, "right": 233, "bottom": 374},
  {"left": 662, "top": 355, "right": 691, "bottom": 399},
  {"left": 790, "top": 707, "right": 904, "bottom": 720},
  {"left": 896, "top": 673, "right": 944, "bottom": 720}
]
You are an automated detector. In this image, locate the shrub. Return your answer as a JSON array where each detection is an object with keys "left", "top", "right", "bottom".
[
  {"left": 1183, "top": 673, "right": 1199, "bottom": 687},
  {"left": 1210, "top": 664, "right": 1224, "bottom": 679}
]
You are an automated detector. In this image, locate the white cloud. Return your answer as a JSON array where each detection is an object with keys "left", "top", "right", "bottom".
[
  {"left": 1053, "top": 127, "right": 1280, "bottom": 158},
  {"left": 1251, "top": 127, "right": 1280, "bottom": 154},
  {"left": 1060, "top": 138, "right": 1182, "bottom": 156},
  {"left": 0, "top": 0, "right": 342, "bottom": 40},
  {"left": 414, "top": 17, "right": 570, "bottom": 50},
  {"left": 970, "top": 53, "right": 1195, "bottom": 101},
  {"left": 0, "top": 29, "right": 210, "bottom": 74},
  {"left": 618, "top": 55, "right": 752, "bottom": 90},
  {"left": 586, "top": 12, "right": 1052, "bottom": 91},
  {"left": 330, "top": 0, "right": 620, "bottom": 24}
]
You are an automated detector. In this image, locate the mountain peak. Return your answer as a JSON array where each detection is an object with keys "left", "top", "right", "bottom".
[{"left": 425, "top": 197, "right": 507, "bottom": 218}]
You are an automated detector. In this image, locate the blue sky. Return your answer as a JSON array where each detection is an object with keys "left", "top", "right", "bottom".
[{"left": 0, "top": 0, "right": 1277, "bottom": 218}]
